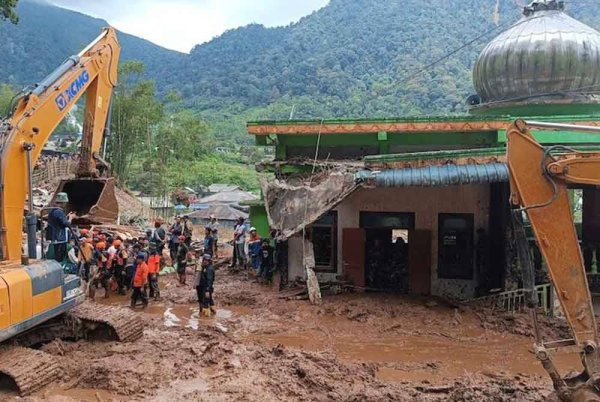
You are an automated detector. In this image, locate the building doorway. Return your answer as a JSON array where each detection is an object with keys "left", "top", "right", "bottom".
[{"left": 360, "top": 212, "right": 415, "bottom": 293}]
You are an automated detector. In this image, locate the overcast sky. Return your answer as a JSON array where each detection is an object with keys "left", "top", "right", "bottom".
[{"left": 48, "top": 0, "right": 329, "bottom": 53}]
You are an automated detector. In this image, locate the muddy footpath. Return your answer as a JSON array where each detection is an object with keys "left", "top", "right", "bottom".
[{"left": 1, "top": 264, "right": 580, "bottom": 401}]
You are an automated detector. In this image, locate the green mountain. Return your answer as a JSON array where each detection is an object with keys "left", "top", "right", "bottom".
[
  {"left": 4, "top": 0, "right": 600, "bottom": 128},
  {"left": 0, "top": 0, "right": 184, "bottom": 87},
  {"left": 180, "top": 0, "right": 600, "bottom": 120}
]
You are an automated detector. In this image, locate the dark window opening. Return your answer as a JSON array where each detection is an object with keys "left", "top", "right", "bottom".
[
  {"left": 311, "top": 211, "right": 337, "bottom": 272},
  {"left": 438, "top": 213, "right": 474, "bottom": 280},
  {"left": 360, "top": 212, "right": 415, "bottom": 293}
]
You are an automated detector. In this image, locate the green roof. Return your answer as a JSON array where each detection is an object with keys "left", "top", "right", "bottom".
[
  {"left": 364, "top": 147, "right": 506, "bottom": 163},
  {"left": 247, "top": 114, "right": 600, "bottom": 127}
]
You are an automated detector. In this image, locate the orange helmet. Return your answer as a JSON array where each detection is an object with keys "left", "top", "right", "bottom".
[
  {"left": 113, "top": 239, "right": 122, "bottom": 247},
  {"left": 80, "top": 228, "right": 89, "bottom": 235},
  {"left": 96, "top": 242, "right": 106, "bottom": 250}
]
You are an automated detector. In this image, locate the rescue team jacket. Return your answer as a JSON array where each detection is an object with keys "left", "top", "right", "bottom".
[
  {"left": 110, "top": 248, "right": 127, "bottom": 266},
  {"left": 94, "top": 250, "right": 110, "bottom": 268},
  {"left": 133, "top": 262, "right": 149, "bottom": 288},
  {"left": 147, "top": 254, "right": 160, "bottom": 274},
  {"left": 117, "top": 249, "right": 127, "bottom": 266},
  {"left": 80, "top": 243, "right": 94, "bottom": 263}
]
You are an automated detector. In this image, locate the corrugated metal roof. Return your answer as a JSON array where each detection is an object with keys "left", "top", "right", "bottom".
[
  {"left": 198, "top": 189, "right": 258, "bottom": 204},
  {"left": 356, "top": 163, "right": 509, "bottom": 187},
  {"left": 188, "top": 203, "right": 248, "bottom": 221},
  {"left": 207, "top": 184, "right": 241, "bottom": 193}
]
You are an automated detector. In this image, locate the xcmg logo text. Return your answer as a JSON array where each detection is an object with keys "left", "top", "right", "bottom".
[{"left": 54, "top": 70, "right": 90, "bottom": 111}]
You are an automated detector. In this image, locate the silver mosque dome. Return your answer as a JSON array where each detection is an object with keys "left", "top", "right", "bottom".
[{"left": 472, "top": 0, "right": 600, "bottom": 111}]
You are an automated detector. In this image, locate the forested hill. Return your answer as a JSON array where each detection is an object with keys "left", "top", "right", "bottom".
[
  {"left": 182, "top": 0, "right": 600, "bottom": 120},
  {"left": 3, "top": 0, "right": 600, "bottom": 124},
  {"left": 0, "top": 0, "right": 184, "bottom": 87}
]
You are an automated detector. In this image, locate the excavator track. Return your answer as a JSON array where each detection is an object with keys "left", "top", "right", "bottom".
[
  {"left": 0, "top": 303, "right": 143, "bottom": 396},
  {"left": 69, "top": 302, "right": 144, "bottom": 342},
  {"left": 0, "top": 347, "right": 60, "bottom": 396}
]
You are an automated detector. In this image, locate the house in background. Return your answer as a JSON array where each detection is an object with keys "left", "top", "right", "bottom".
[
  {"left": 137, "top": 194, "right": 174, "bottom": 219},
  {"left": 189, "top": 204, "right": 248, "bottom": 234}
]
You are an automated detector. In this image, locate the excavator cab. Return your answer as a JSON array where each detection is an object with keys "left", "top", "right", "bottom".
[{"left": 49, "top": 177, "right": 118, "bottom": 224}]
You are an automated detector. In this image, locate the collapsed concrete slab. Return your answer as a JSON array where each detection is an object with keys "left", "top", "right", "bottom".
[{"left": 262, "top": 169, "right": 358, "bottom": 240}]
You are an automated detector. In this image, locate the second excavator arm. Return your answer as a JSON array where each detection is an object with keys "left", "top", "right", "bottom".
[
  {"left": 507, "top": 119, "right": 600, "bottom": 401},
  {"left": 0, "top": 27, "right": 120, "bottom": 262}
]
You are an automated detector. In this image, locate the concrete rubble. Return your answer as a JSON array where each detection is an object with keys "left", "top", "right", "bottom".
[{"left": 262, "top": 169, "right": 358, "bottom": 240}]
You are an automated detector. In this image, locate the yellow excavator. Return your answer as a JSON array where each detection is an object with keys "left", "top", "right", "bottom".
[
  {"left": 508, "top": 119, "right": 600, "bottom": 402},
  {"left": 0, "top": 27, "right": 142, "bottom": 396}
]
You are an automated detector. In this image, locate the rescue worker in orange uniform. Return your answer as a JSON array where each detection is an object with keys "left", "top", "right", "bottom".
[
  {"left": 131, "top": 253, "right": 149, "bottom": 308},
  {"left": 147, "top": 250, "right": 161, "bottom": 300}
]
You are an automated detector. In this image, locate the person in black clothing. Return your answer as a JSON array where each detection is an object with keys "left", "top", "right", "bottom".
[
  {"left": 169, "top": 216, "right": 183, "bottom": 262},
  {"left": 151, "top": 220, "right": 167, "bottom": 255},
  {"left": 203, "top": 226, "right": 215, "bottom": 257},
  {"left": 46, "top": 192, "right": 75, "bottom": 262},
  {"left": 126, "top": 243, "right": 142, "bottom": 290},
  {"left": 196, "top": 253, "right": 215, "bottom": 317},
  {"left": 176, "top": 235, "right": 189, "bottom": 285},
  {"left": 258, "top": 239, "right": 274, "bottom": 283}
]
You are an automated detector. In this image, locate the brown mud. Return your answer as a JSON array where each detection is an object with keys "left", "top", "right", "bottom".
[{"left": 0, "top": 267, "right": 578, "bottom": 401}]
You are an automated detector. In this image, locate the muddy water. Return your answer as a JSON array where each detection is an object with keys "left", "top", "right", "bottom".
[
  {"left": 99, "top": 293, "right": 251, "bottom": 330},
  {"left": 71, "top": 282, "right": 582, "bottom": 393},
  {"left": 242, "top": 307, "right": 583, "bottom": 385}
]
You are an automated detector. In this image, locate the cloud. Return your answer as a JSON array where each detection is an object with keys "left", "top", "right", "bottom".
[{"left": 48, "top": 0, "right": 329, "bottom": 52}]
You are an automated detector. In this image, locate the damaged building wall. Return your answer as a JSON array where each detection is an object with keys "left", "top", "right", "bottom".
[
  {"left": 337, "top": 185, "right": 490, "bottom": 299},
  {"left": 287, "top": 184, "right": 490, "bottom": 299}
]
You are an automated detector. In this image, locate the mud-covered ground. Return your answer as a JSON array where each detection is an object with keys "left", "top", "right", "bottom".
[{"left": 1, "top": 264, "right": 578, "bottom": 401}]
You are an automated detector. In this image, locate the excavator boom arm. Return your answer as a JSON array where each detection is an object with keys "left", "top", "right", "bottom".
[
  {"left": 0, "top": 27, "right": 120, "bottom": 261},
  {"left": 507, "top": 119, "right": 600, "bottom": 396}
]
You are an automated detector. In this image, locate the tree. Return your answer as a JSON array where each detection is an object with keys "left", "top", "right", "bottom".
[
  {"left": 0, "top": 84, "right": 16, "bottom": 117},
  {"left": 0, "top": 0, "right": 18, "bottom": 24},
  {"left": 107, "top": 61, "right": 163, "bottom": 180},
  {"left": 154, "top": 109, "right": 213, "bottom": 163}
]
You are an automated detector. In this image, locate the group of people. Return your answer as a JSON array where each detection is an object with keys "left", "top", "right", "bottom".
[
  {"left": 45, "top": 193, "right": 217, "bottom": 315},
  {"left": 229, "top": 217, "right": 275, "bottom": 283}
]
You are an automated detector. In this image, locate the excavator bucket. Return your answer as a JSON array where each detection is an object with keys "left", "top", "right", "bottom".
[{"left": 50, "top": 178, "right": 119, "bottom": 224}]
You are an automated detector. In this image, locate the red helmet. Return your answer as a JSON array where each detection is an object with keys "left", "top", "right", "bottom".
[
  {"left": 178, "top": 235, "right": 186, "bottom": 241},
  {"left": 80, "top": 228, "right": 89, "bottom": 235}
]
